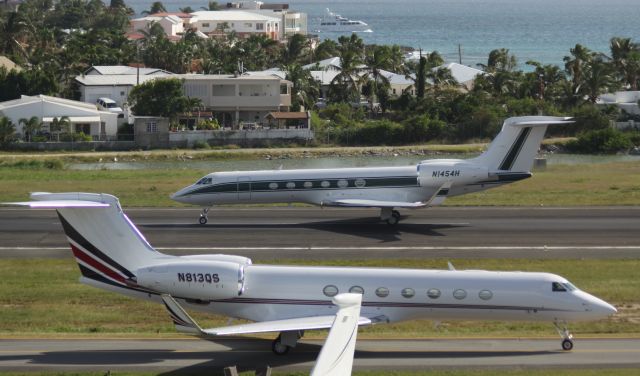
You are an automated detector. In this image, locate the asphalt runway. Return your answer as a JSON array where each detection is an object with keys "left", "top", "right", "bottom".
[
  {"left": 1, "top": 206, "right": 639, "bottom": 260},
  {"left": 1, "top": 338, "right": 638, "bottom": 373}
]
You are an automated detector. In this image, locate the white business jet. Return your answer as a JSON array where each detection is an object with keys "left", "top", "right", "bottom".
[
  {"left": 10, "top": 192, "right": 615, "bottom": 356},
  {"left": 172, "top": 116, "right": 572, "bottom": 225}
]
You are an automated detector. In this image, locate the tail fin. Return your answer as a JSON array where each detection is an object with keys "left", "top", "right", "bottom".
[
  {"left": 472, "top": 116, "right": 572, "bottom": 171},
  {"left": 14, "top": 192, "right": 165, "bottom": 290}
]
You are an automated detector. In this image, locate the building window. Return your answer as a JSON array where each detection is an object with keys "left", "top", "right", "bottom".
[
  {"left": 323, "top": 285, "right": 338, "bottom": 297},
  {"left": 453, "top": 289, "right": 467, "bottom": 300},
  {"left": 202, "top": 22, "right": 210, "bottom": 28},
  {"left": 349, "top": 286, "right": 364, "bottom": 294},
  {"left": 244, "top": 22, "right": 253, "bottom": 27},
  {"left": 146, "top": 122, "right": 158, "bottom": 133},
  {"left": 401, "top": 288, "right": 415, "bottom": 298},
  {"left": 427, "top": 288, "right": 441, "bottom": 299},
  {"left": 256, "top": 23, "right": 264, "bottom": 30},
  {"left": 375, "top": 287, "right": 389, "bottom": 298},
  {"left": 280, "top": 84, "right": 289, "bottom": 94}
]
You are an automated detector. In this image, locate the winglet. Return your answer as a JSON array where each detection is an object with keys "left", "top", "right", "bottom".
[
  {"left": 161, "top": 294, "right": 204, "bottom": 336},
  {"left": 311, "top": 293, "right": 362, "bottom": 376},
  {"left": 426, "top": 181, "right": 452, "bottom": 207}
]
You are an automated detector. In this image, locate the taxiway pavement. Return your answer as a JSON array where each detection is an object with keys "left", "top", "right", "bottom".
[
  {"left": 1, "top": 206, "right": 639, "bottom": 260},
  {"left": 0, "top": 338, "right": 638, "bottom": 373}
]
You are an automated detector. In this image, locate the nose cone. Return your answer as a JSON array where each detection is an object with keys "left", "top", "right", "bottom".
[
  {"left": 586, "top": 294, "right": 617, "bottom": 318},
  {"left": 170, "top": 186, "right": 193, "bottom": 203}
]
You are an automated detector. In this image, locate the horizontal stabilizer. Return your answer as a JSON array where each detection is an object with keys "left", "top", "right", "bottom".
[
  {"left": 161, "top": 294, "right": 372, "bottom": 337},
  {"left": 425, "top": 181, "right": 452, "bottom": 207},
  {"left": 4, "top": 192, "right": 118, "bottom": 208},
  {"left": 5, "top": 200, "right": 110, "bottom": 208},
  {"left": 311, "top": 293, "right": 363, "bottom": 376}
]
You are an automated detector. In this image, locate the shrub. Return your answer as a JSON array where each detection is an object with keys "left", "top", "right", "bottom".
[
  {"left": 193, "top": 140, "right": 210, "bottom": 149},
  {"left": 565, "top": 128, "right": 632, "bottom": 154}
]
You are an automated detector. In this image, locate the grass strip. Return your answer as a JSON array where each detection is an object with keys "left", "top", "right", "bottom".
[
  {"left": 1, "top": 161, "right": 639, "bottom": 207},
  {"left": 0, "top": 258, "right": 637, "bottom": 338}
]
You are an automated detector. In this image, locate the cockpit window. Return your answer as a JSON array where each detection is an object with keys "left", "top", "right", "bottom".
[
  {"left": 195, "top": 177, "right": 213, "bottom": 185},
  {"left": 563, "top": 282, "right": 577, "bottom": 291},
  {"left": 552, "top": 282, "right": 567, "bottom": 292}
]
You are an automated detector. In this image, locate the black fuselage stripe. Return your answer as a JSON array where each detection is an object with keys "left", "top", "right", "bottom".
[
  {"left": 499, "top": 127, "right": 531, "bottom": 171},
  {"left": 58, "top": 212, "right": 135, "bottom": 278}
]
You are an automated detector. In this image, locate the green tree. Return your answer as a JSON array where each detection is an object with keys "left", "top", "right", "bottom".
[
  {"left": 0, "top": 117, "right": 16, "bottom": 144},
  {"left": 201, "top": 1, "right": 222, "bottom": 10},
  {"left": 142, "top": 1, "right": 167, "bottom": 15},
  {"left": 284, "top": 63, "right": 319, "bottom": 111},
  {"left": 581, "top": 58, "right": 618, "bottom": 103},
  {"left": 49, "top": 116, "right": 70, "bottom": 141},
  {"left": 129, "top": 78, "right": 200, "bottom": 122},
  {"left": 610, "top": 37, "right": 640, "bottom": 90},
  {"left": 19, "top": 116, "right": 42, "bottom": 142},
  {"left": 0, "top": 11, "right": 33, "bottom": 63},
  {"left": 281, "top": 34, "right": 309, "bottom": 65}
]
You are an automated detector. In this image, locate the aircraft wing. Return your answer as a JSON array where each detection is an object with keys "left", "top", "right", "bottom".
[
  {"left": 161, "top": 295, "right": 372, "bottom": 337},
  {"left": 324, "top": 181, "right": 452, "bottom": 209}
]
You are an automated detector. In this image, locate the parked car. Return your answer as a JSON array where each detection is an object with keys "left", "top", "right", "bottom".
[{"left": 96, "top": 98, "right": 124, "bottom": 118}]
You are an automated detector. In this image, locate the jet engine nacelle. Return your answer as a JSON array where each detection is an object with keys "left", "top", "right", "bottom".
[
  {"left": 418, "top": 159, "right": 489, "bottom": 187},
  {"left": 135, "top": 260, "right": 244, "bottom": 300}
]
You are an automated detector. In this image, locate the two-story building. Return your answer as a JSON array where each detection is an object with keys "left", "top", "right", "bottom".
[
  {"left": 189, "top": 10, "right": 281, "bottom": 40},
  {"left": 182, "top": 74, "right": 292, "bottom": 127}
]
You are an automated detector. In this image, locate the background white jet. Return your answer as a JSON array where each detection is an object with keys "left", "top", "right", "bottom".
[{"left": 172, "top": 116, "right": 572, "bottom": 225}]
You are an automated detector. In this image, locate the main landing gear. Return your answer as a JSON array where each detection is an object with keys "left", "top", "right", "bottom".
[
  {"left": 198, "top": 207, "right": 210, "bottom": 225},
  {"left": 554, "top": 320, "right": 574, "bottom": 351},
  {"left": 271, "top": 330, "right": 304, "bottom": 355},
  {"left": 380, "top": 208, "right": 401, "bottom": 226}
]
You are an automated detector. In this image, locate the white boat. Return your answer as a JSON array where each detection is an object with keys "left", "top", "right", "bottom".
[{"left": 318, "top": 8, "right": 371, "bottom": 33}]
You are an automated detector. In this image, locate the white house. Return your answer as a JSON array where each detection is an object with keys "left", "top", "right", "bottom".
[
  {"left": 0, "top": 95, "right": 118, "bottom": 140},
  {"left": 190, "top": 11, "right": 281, "bottom": 40},
  {"left": 599, "top": 91, "right": 640, "bottom": 116},
  {"left": 84, "top": 65, "right": 173, "bottom": 76},
  {"left": 75, "top": 72, "right": 173, "bottom": 108},
  {"left": 441, "top": 63, "right": 484, "bottom": 91},
  {"left": 129, "top": 14, "right": 186, "bottom": 40}
]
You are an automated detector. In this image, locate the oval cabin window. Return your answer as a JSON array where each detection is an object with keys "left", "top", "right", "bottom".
[
  {"left": 401, "top": 288, "right": 415, "bottom": 298},
  {"left": 268, "top": 182, "right": 278, "bottom": 190},
  {"left": 479, "top": 290, "right": 493, "bottom": 300},
  {"left": 453, "top": 289, "right": 467, "bottom": 300},
  {"left": 286, "top": 182, "right": 296, "bottom": 189},
  {"left": 354, "top": 179, "right": 366, "bottom": 188},
  {"left": 337, "top": 179, "right": 348, "bottom": 188},
  {"left": 321, "top": 180, "right": 330, "bottom": 188},
  {"left": 427, "top": 288, "right": 441, "bottom": 299},
  {"left": 304, "top": 181, "right": 313, "bottom": 188},
  {"left": 349, "top": 286, "right": 364, "bottom": 294},
  {"left": 375, "top": 287, "right": 389, "bottom": 298},
  {"left": 323, "top": 285, "right": 338, "bottom": 297}
]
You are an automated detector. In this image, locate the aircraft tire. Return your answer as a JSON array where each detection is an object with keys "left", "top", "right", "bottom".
[
  {"left": 561, "top": 338, "right": 573, "bottom": 351},
  {"left": 198, "top": 216, "right": 208, "bottom": 225},
  {"left": 271, "top": 338, "right": 290, "bottom": 355},
  {"left": 386, "top": 215, "right": 399, "bottom": 226}
]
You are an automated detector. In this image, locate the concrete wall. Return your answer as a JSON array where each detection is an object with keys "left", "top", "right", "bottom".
[
  {"left": 134, "top": 116, "right": 170, "bottom": 148},
  {"left": 4, "top": 141, "right": 136, "bottom": 151},
  {"left": 169, "top": 129, "right": 314, "bottom": 147}
]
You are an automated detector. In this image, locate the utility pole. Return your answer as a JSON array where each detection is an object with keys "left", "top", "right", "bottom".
[{"left": 458, "top": 44, "right": 462, "bottom": 64}]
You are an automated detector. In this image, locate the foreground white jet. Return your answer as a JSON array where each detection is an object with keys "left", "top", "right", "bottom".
[
  {"left": 172, "top": 116, "right": 572, "bottom": 225},
  {"left": 10, "top": 192, "right": 615, "bottom": 356}
]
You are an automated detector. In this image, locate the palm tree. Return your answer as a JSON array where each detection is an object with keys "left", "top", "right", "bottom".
[
  {"left": 478, "top": 48, "right": 517, "bottom": 73},
  {"left": 201, "top": 1, "right": 222, "bottom": 10},
  {"left": 19, "top": 116, "right": 42, "bottom": 142},
  {"left": 49, "top": 116, "right": 70, "bottom": 141},
  {"left": 610, "top": 37, "right": 640, "bottom": 89},
  {"left": 141, "top": 1, "right": 167, "bottom": 15},
  {"left": 564, "top": 44, "right": 592, "bottom": 90},
  {"left": 284, "top": 63, "right": 319, "bottom": 111},
  {"left": 362, "top": 45, "right": 393, "bottom": 110},
  {"left": 581, "top": 59, "right": 618, "bottom": 103},
  {"left": 0, "top": 117, "right": 16, "bottom": 144},
  {"left": 428, "top": 66, "right": 457, "bottom": 95},
  {"left": 281, "top": 33, "right": 309, "bottom": 65},
  {"left": 0, "top": 11, "right": 33, "bottom": 62}
]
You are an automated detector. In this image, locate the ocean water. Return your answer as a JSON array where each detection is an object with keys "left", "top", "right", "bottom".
[{"left": 129, "top": 0, "right": 640, "bottom": 67}]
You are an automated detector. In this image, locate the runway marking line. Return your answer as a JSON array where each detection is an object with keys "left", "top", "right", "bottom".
[{"left": 3, "top": 246, "right": 640, "bottom": 251}]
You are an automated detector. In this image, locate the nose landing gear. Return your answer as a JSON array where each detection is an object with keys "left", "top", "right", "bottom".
[
  {"left": 198, "top": 207, "right": 210, "bottom": 225},
  {"left": 271, "top": 330, "right": 304, "bottom": 355},
  {"left": 554, "top": 321, "right": 574, "bottom": 351}
]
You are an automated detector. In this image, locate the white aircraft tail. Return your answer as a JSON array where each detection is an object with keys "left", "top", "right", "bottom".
[
  {"left": 10, "top": 192, "right": 165, "bottom": 290},
  {"left": 472, "top": 116, "right": 572, "bottom": 172}
]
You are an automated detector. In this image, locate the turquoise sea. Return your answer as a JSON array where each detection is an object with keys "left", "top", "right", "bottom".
[{"left": 129, "top": 0, "right": 640, "bottom": 67}]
